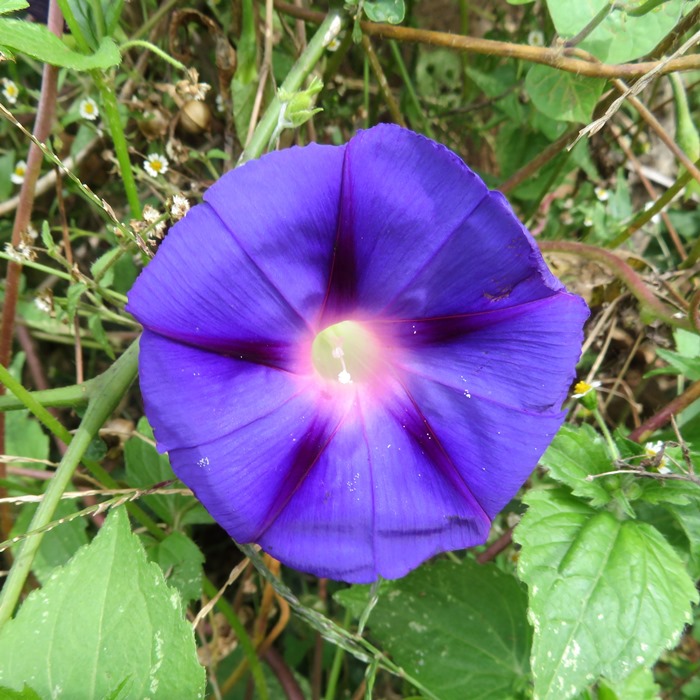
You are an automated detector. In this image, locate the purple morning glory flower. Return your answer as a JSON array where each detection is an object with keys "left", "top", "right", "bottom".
[{"left": 126, "top": 124, "right": 588, "bottom": 583}]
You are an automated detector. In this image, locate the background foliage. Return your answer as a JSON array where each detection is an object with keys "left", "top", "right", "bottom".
[{"left": 1, "top": 0, "right": 699, "bottom": 698}]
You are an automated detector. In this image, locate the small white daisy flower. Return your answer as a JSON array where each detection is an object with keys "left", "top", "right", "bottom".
[
  {"left": 79, "top": 97, "right": 99, "bottom": 121},
  {"left": 583, "top": 216, "right": 593, "bottom": 227},
  {"left": 144, "top": 153, "right": 169, "bottom": 178},
  {"left": 527, "top": 30, "right": 544, "bottom": 47},
  {"left": 643, "top": 201, "right": 661, "bottom": 225},
  {"left": 2, "top": 78, "right": 19, "bottom": 104},
  {"left": 594, "top": 186, "right": 610, "bottom": 202},
  {"left": 644, "top": 440, "right": 670, "bottom": 472},
  {"left": 11, "top": 160, "right": 27, "bottom": 185},
  {"left": 326, "top": 32, "right": 345, "bottom": 52},
  {"left": 572, "top": 380, "right": 601, "bottom": 399},
  {"left": 170, "top": 194, "right": 190, "bottom": 221}
]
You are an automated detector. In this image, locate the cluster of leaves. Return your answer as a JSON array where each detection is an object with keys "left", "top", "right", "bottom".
[{"left": 0, "top": 0, "right": 699, "bottom": 698}]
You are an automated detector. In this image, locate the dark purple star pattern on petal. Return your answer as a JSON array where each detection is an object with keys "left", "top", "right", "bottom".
[{"left": 127, "top": 124, "right": 589, "bottom": 583}]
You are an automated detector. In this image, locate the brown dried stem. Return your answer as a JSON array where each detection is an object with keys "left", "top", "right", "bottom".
[
  {"left": 537, "top": 240, "right": 689, "bottom": 330},
  {"left": 273, "top": 1, "right": 700, "bottom": 79},
  {"left": 361, "top": 35, "right": 406, "bottom": 127},
  {"left": 0, "top": 0, "right": 63, "bottom": 549},
  {"left": 628, "top": 381, "right": 700, "bottom": 443}
]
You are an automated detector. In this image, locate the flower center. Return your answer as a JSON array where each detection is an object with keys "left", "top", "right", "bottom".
[{"left": 311, "top": 320, "right": 380, "bottom": 385}]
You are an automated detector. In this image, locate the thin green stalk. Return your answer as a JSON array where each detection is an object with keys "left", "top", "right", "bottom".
[
  {"left": 238, "top": 11, "right": 345, "bottom": 165},
  {"left": 120, "top": 40, "right": 187, "bottom": 72},
  {"left": 363, "top": 52, "right": 370, "bottom": 128},
  {"left": 90, "top": 0, "right": 106, "bottom": 40},
  {"left": 60, "top": 0, "right": 142, "bottom": 219},
  {"left": 593, "top": 408, "right": 620, "bottom": 460},
  {"left": 94, "top": 72, "right": 142, "bottom": 219},
  {"left": 0, "top": 364, "right": 73, "bottom": 445},
  {"left": 324, "top": 608, "right": 352, "bottom": 700},
  {"left": 608, "top": 157, "right": 700, "bottom": 252},
  {"left": 388, "top": 40, "right": 433, "bottom": 137},
  {"left": 132, "top": 0, "right": 181, "bottom": 40},
  {"left": 0, "top": 252, "right": 73, "bottom": 282},
  {"left": 55, "top": 0, "right": 91, "bottom": 53},
  {"left": 0, "top": 341, "right": 139, "bottom": 629},
  {"left": 202, "top": 578, "right": 269, "bottom": 700},
  {"left": 564, "top": 2, "right": 613, "bottom": 48},
  {"left": 0, "top": 427, "right": 93, "bottom": 628}
]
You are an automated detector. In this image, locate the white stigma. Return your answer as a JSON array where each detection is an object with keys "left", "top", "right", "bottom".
[{"left": 332, "top": 346, "right": 352, "bottom": 384}]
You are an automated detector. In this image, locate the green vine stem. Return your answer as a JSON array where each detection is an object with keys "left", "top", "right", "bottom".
[
  {"left": 388, "top": 40, "right": 434, "bottom": 138},
  {"left": 0, "top": 366, "right": 74, "bottom": 447},
  {"left": 94, "top": 73, "right": 142, "bottom": 219},
  {"left": 538, "top": 240, "right": 691, "bottom": 330},
  {"left": 273, "top": 1, "right": 700, "bottom": 79},
  {"left": 238, "top": 11, "right": 345, "bottom": 165},
  {"left": 119, "top": 40, "right": 187, "bottom": 72},
  {"left": 0, "top": 341, "right": 139, "bottom": 629},
  {"left": 609, "top": 160, "right": 699, "bottom": 250},
  {"left": 563, "top": 2, "right": 613, "bottom": 48}
]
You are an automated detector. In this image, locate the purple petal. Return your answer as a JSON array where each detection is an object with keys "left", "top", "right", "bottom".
[
  {"left": 127, "top": 205, "right": 308, "bottom": 370},
  {"left": 383, "top": 189, "right": 565, "bottom": 318},
  {"left": 370, "top": 292, "right": 588, "bottom": 412},
  {"left": 259, "top": 379, "right": 491, "bottom": 582},
  {"left": 204, "top": 142, "right": 346, "bottom": 324},
  {"left": 321, "top": 124, "right": 489, "bottom": 321},
  {"left": 321, "top": 124, "right": 562, "bottom": 322},
  {"left": 139, "top": 331, "right": 346, "bottom": 543},
  {"left": 129, "top": 124, "right": 590, "bottom": 583}
]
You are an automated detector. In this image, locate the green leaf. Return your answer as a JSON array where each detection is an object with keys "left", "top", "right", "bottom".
[
  {"left": 231, "top": 77, "right": 258, "bottom": 144},
  {"left": 5, "top": 355, "right": 49, "bottom": 471},
  {"left": 91, "top": 246, "right": 122, "bottom": 289},
  {"left": 364, "top": 0, "right": 405, "bottom": 24},
  {"left": 660, "top": 501, "right": 700, "bottom": 578},
  {"left": 124, "top": 417, "right": 210, "bottom": 526},
  {"left": 231, "top": 0, "right": 259, "bottom": 141},
  {"left": 12, "top": 497, "right": 88, "bottom": 584},
  {"left": 336, "top": 559, "right": 531, "bottom": 699},
  {"left": 598, "top": 666, "right": 660, "bottom": 700},
  {"left": 5, "top": 354, "right": 86, "bottom": 583},
  {"left": 515, "top": 489, "right": 698, "bottom": 700},
  {"left": 0, "top": 1, "right": 29, "bottom": 15},
  {"left": 88, "top": 314, "right": 115, "bottom": 359},
  {"left": 540, "top": 424, "right": 613, "bottom": 505},
  {"left": 0, "top": 19, "right": 121, "bottom": 70},
  {"left": 0, "top": 686, "right": 42, "bottom": 700},
  {"left": 525, "top": 65, "right": 605, "bottom": 123},
  {"left": 66, "top": 0, "right": 125, "bottom": 50},
  {"left": 65, "top": 281, "right": 87, "bottom": 323},
  {"left": 151, "top": 531, "right": 204, "bottom": 603},
  {"left": 0, "top": 508, "right": 205, "bottom": 698},
  {"left": 545, "top": 0, "right": 688, "bottom": 63},
  {"left": 0, "top": 150, "right": 14, "bottom": 201},
  {"left": 39, "top": 220, "right": 57, "bottom": 255},
  {"left": 637, "top": 473, "right": 700, "bottom": 506},
  {"left": 653, "top": 348, "right": 700, "bottom": 381}
]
